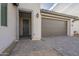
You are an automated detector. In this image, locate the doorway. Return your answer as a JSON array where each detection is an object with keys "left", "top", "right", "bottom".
[
  {"left": 23, "top": 19, "right": 29, "bottom": 37},
  {"left": 19, "top": 11, "right": 32, "bottom": 39}
]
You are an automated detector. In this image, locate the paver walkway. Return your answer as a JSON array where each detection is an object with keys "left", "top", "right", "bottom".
[
  {"left": 10, "top": 36, "right": 79, "bottom": 56},
  {"left": 10, "top": 39, "right": 61, "bottom": 56}
]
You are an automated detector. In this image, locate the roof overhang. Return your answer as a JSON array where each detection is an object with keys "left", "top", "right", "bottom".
[{"left": 41, "top": 9, "right": 79, "bottom": 21}]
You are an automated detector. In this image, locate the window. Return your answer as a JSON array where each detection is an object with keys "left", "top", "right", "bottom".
[{"left": 1, "top": 3, "right": 7, "bottom": 26}]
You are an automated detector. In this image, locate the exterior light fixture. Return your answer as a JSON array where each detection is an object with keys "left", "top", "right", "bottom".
[{"left": 36, "top": 13, "right": 39, "bottom": 18}]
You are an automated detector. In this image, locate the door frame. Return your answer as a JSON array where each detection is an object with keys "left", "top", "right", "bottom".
[{"left": 18, "top": 10, "right": 32, "bottom": 39}]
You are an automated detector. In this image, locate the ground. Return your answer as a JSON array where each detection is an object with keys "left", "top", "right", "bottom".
[{"left": 10, "top": 36, "right": 79, "bottom": 56}]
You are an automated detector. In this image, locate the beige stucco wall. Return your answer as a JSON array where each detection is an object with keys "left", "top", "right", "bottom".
[
  {"left": 69, "top": 19, "right": 74, "bottom": 36},
  {"left": 0, "top": 3, "right": 41, "bottom": 53},
  {"left": 0, "top": 4, "right": 17, "bottom": 53},
  {"left": 66, "top": 18, "right": 79, "bottom": 36},
  {"left": 19, "top": 3, "right": 41, "bottom": 40},
  {"left": 73, "top": 20, "right": 79, "bottom": 34}
]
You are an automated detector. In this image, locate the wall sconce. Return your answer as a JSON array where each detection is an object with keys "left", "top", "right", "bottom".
[{"left": 36, "top": 13, "right": 39, "bottom": 18}]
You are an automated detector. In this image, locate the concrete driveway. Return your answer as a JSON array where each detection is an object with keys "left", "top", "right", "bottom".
[
  {"left": 42, "top": 36, "right": 79, "bottom": 56},
  {"left": 10, "top": 36, "right": 79, "bottom": 56}
]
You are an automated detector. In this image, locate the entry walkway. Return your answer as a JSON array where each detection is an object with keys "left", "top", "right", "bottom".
[
  {"left": 10, "top": 36, "right": 79, "bottom": 56},
  {"left": 10, "top": 38, "right": 61, "bottom": 56}
]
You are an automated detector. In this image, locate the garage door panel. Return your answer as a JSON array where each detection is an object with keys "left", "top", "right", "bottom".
[{"left": 42, "top": 18, "right": 67, "bottom": 37}]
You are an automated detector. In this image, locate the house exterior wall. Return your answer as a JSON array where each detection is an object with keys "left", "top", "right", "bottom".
[
  {"left": 0, "top": 3, "right": 41, "bottom": 53},
  {"left": 0, "top": 3, "right": 78, "bottom": 54},
  {"left": 0, "top": 4, "right": 17, "bottom": 53},
  {"left": 69, "top": 19, "right": 74, "bottom": 36},
  {"left": 69, "top": 19, "right": 79, "bottom": 36},
  {"left": 73, "top": 20, "right": 79, "bottom": 34},
  {"left": 19, "top": 3, "right": 41, "bottom": 40}
]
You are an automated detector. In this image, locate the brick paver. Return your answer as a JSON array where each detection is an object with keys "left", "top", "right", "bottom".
[{"left": 10, "top": 36, "right": 79, "bottom": 56}]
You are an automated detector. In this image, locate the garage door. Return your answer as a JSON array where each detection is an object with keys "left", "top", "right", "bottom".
[{"left": 42, "top": 18, "right": 67, "bottom": 37}]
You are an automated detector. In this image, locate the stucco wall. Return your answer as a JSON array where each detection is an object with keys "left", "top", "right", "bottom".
[
  {"left": 0, "top": 4, "right": 17, "bottom": 53},
  {"left": 73, "top": 20, "right": 79, "bottom": 34},
  {"left": 19, "top": 3, "right": 41, "bottom": 40}
]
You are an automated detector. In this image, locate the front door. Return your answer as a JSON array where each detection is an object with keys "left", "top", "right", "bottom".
[{"left": 23, "top": 19, "right": 29, "bottom": 37}]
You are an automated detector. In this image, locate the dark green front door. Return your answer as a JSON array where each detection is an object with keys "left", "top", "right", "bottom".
[{"left": 23, "top": 20, "right": 29, "bottom": 36}]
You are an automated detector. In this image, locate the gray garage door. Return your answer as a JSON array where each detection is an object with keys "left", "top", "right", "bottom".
[{"left": 42, "top": 18, "right": 67, "bottom": 37}]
